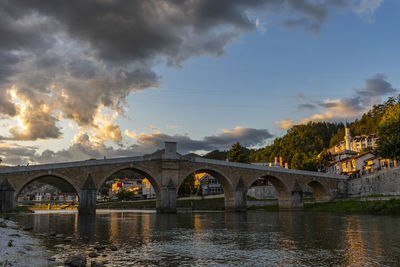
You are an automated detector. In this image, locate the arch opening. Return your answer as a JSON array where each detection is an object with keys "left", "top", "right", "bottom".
[
  {"left": 177, "top": 169, "right": 233, "bottom": 210},
  {"left": 306, "top": 181, "right": 330, "bottom": 202},
  {"left": 17, "top": 175, "right": 79, "bottom": 210},
  {"left": 246, "top": 175, "right": 290, "bottom": 208},
  {"left": 97, "top": 168, "right": 160, "bottom": 209}
]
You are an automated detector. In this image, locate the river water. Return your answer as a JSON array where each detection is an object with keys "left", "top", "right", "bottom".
[{"left": 13, "top": 210, "right": 400, "bottom": 266}]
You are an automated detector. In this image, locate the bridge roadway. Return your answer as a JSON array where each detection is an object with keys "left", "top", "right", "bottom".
[{"left": 0, "top": 142, "right": 347, "bottom": 214}]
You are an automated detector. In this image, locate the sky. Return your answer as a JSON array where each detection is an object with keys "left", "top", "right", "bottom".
[{"left": 0, "top": 0, "right": 399, "bottom": 165}]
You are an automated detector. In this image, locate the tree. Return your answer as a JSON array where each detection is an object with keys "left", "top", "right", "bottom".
[
  {"left": 178, "top": 174, "right": 196, "bottom": 197},
  {"left": 376, "top": 102, "right": 400, "bottom": 160},
  {"left": 318, "top": 149, "right": 333, "bottom": 172},
  {"left": 227, "top": 142, "right": 248, "bottom": 163},
  {"left": 291, "top": 153, "right": 306, "bottom": 170},
  {"left": 203, "top": 150, "right": 228, "bottom": 160},
  {"left": 116, "top": 190, "right": 134, "bottom": 200}
]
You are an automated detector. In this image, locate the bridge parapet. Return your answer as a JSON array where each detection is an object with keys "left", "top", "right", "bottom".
[{"left": 191, "top": 157, "right": 347, "bottom": 180}]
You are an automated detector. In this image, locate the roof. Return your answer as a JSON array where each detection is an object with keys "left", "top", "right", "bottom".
[
  {"left": 353, "top": 151, "right": 376, "bottom": 160},
  {"left": 331, "top": 149, "right": 357, "bottom": 156}
]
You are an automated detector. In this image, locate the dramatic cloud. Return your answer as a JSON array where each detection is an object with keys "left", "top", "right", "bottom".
[
  {"left": 126, "top": 126, "right": 273, "bottom": 153},
  {"left": 0, "top": 0, "right": 354, "bottom": 143},
  {"left": 0, "top": 0, "right": 382, "bottom": 163},
  {"left": 0, "top": 127, "right": 273, "bottom": 165},
  {"left": 277, "top": 74, "right": 398, "bottom": 129}
]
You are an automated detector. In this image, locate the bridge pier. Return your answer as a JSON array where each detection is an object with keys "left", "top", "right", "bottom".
[
  {"left": 78, "top": 174, "right": 97, "bottom": 215},
  {"left": 0, "top": 178, "right": 16, "bottom": 213},
  {"left": 279, "top": 181, "right": 304, "bottom": 209},
  {"left": 157, "top": 179, "right": 177, "bottom": 213},
  {"left": 226, "top": 178, "right": 247, "bottom": 212}
]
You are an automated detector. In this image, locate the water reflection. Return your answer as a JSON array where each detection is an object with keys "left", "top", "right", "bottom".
[
  {"left": 78, "top": 214, "right": 96, "bottom": 241},
  {"left": 13, "top": 211, "right": 400, "bottom": 266}
]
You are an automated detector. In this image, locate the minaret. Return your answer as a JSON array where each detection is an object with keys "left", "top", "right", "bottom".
[{"left": 344, "top": 121, "right": 351, "bottom": 151}]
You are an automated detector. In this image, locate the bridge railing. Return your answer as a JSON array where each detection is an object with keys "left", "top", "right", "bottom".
[
  {"left": 192, "top": 157, "right": 347, "bottom": 179},
  {"left": 0, "top": 155, "right": 148, "bottom": 174}
]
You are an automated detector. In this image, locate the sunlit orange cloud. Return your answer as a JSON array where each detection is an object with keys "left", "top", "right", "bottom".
[
  {"left": 275, "top": 119, "right": 295, "bottom": 130},
  {"left": 124, "top": 130, "right": 137, "bottom": 139},
  {"left": 4, "top": 87, "right": 61, "bottom": 141}
]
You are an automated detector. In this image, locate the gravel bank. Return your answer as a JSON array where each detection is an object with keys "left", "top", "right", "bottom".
[{"left": 0, "top": 217, "right": 50, "bottom": 267}]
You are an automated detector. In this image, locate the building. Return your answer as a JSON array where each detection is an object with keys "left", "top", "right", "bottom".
[
  {"left": 327, "top": 151, "right": 378, "bottom": 176},
  {"left": 326, "top": 123, "right": 382, "bottom": 176},
  {"left": 142, "top": 178, "right": 156, "bottom": 199},
  {"left": 109, "top": 177, "right": 156, "bottom": 199},
  {"left": 195, "top": 173, "right": 223, "bottom": 195},
  {"left": 329, "top": 123, "right": 377, "bottom": 155}
]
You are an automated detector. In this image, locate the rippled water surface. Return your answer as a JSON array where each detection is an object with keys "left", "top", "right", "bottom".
[{"left": 14, "top": 210, "right": 400, "bottom": 266}]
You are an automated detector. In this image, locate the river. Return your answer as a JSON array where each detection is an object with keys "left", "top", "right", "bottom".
[{"left": 13, "top": 210, "right": 400, "bottom": 266}]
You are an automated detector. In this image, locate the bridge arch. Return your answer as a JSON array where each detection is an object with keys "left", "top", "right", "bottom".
[
  {"left": 15, "top": 173, "right": 80, "bottom": 206},
  {"left": 178, "top": 167, "right": 235, "bottom": 200},
  {"left": 16, "top": 172, "right": 79, "bottom": 197},
  {"left": 303, "top": 179, "right": 331, "bottom": 202},
  {"left": 248, "top": 174, "right": 291, "bottom": 198},
  {"left": 97, "top": 166, "right": 162, "bottom": 200},
  {"left": 246, "top": 173, "right": 293, "bottom": 208}
]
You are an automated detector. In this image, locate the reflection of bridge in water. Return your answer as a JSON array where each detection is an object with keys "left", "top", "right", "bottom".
[{"left": 0, "top": 142, "right": 346, "bottom": 214}]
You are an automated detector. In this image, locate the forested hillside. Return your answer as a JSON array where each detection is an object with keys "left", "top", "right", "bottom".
[
  {"left": 248, "top": 122, "right": 343, "bottom": 170},
  {"left": 204, "top": 94, "right": 400, "bottom": 171}
]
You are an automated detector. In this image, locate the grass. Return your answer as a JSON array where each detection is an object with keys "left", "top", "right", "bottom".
[
  {"left": 93, "top": 197, "right": 400, "bottom": 215},
  {"left": 305, "top": 198, "right": 400, "bottom": 215},
  {"left": 177, "top": 197, "right": 225, "bottom": 210},
  {"left": 97, "top": 198, "right": 226, "bottom": 210},
  {"left": 97, "top": 200, "right": 156, "bottom": 209},
  {"left": 16, "top": 206, "right": 34, "bottom": 213},
  {"left": 0, "top": 214, "right": 10, "bottom": 220}
]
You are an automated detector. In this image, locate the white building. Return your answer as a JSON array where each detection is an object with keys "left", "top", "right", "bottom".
[{"left": 197, "top": 173, "right": 223, "bottom": 195}]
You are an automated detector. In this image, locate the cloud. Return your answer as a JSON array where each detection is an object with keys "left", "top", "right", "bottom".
[
  {"left": 126, "top": 126, "right": 273, "bottom": 153},
  {"left": 276, "top": 74, "right": 398, "bottom": 129},
  {"left": 298, "top": 103, "right": 316, "bottom": 111},
  {"left": 0, "top": 0, "right": 355, "bottom": 142},
  {"left": 0, "top": 142, "right": 38, "bottom": 165},
  {"left": 0, "top": 127, "right": 273, "bottom": 165},
  {"left": 353, "top": 0, "right": 384, "bottom": 22},
  {"left": 276, "top": 119, "right": 295, "bottom": 130}
]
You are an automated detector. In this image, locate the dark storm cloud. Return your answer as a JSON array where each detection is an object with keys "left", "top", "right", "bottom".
[{"left": 0, "top": 0, "right": 351, "bottom": 141}]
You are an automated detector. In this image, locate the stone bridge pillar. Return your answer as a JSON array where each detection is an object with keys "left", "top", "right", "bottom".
[
  {"left": 0, "top": 178, "right": 16, "bottom": 213},
  {"left": 158, "top": 179, "right": 177, "bottom": 213},
  {"left": 226, "top": 177, "right": 247, "bottom": 212},
  {"left": 279, "top": 180, "right": 304, "bottom": 209},
  {"left": 78, "top": 174, "right": 97, "bottom": 215},
  {"left": 156, "top": 142, "right": 180, "bottom": 213}
]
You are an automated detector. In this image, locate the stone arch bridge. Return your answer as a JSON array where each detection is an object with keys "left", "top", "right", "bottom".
[{"left": 0, "top": 142, "right": 346, "bottom": 214}]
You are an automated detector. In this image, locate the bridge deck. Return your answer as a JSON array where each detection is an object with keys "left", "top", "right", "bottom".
[{"left": 0, "top": 155, "right": 346, "bottom": 180}]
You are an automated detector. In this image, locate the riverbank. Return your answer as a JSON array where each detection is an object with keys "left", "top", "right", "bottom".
[
  {"left": 97, "top": 197, "right": 226, "bottom": 210},
  {"left": 96, "top": 197, "right": 400, "bottom": 215},
  {"left": 0, "top": 216, "right": 50, "bottom": 267},
  {"left": 305, "top": 198, "right": 400, "bottom": 215}
]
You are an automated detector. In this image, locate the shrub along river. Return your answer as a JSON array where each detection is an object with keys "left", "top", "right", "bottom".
[{"left": 12, "top": 210, "right": 400, "bottom": 266}]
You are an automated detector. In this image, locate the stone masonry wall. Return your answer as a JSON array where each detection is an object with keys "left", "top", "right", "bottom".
[{"left": 346, "top": 167, "right": 400, "bottom": 197}]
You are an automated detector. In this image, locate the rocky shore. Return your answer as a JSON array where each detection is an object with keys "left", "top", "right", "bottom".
[{"left": 0, "top": 217, "right": 50, "bottom": 267}]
